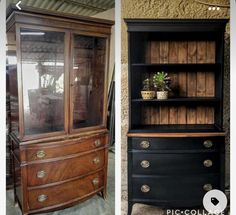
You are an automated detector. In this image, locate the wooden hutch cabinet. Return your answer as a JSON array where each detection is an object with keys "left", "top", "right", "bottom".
[
  {"left": 125, "top": 19, "right": 228, "bottom": 214},
  {"left": 7, "top": 7, "right": 113, "bottom": 214}
]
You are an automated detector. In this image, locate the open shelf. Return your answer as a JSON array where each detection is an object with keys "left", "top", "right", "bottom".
[
  {"left": 129, "top": 124, "right": 222, "bottom": 133},
  {"left": 131, "top": 97, "right": 220, "bottom": 105}
]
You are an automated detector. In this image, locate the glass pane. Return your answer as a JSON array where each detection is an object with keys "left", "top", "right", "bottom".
[
  {"left": 72, "top": 35, "right": 106, "bottom": 129},
  {"left": 21, "top": 29, "right": 65, "bottom": 135}
]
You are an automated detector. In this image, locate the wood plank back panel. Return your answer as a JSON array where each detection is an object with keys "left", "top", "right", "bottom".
[{"left": 142, "top": 40, "right": 216, "bottom": 125}]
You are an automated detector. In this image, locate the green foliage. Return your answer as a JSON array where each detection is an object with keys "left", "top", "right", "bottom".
[
  {"left": 142, "top": 78, "right": 152, "bottom": 91},
  {"left": 153, "top": 71, "right": 171, "bottom": 91}
]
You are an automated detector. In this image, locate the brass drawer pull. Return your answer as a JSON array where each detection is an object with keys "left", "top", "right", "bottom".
[
  {"left": 36, "top": 150, "right": 46, "bottom": 159},
  {"left": 203, "top": 159, "right": 213, "bottom": 167},
  {"left": 140, "top": 160, "right": 150, "bottom": 168},
  {"left": 94, "top": 139, "right": 101, "bottom": 147},
  {"left": 93, "top": 157, "right": 100, "bottom": 164},
  {"left": 37, "top": 194, "right": 47, "bottom": 202},
  {"left": 141, "top": 185, "right": 150, "bottom": 193},
  {"left": 92, "top": 178, "right": 99, "bottom": 188},
  {"left": 37, "top": 170, "right": 46, "bottom": 178},
  {"left": 140, "top": 141, "right": 150, "bottom": 149},
  {"left": 203, "top": 184, "right": 213, "bottom": 191},
  {"left": 203, "top": 140, "right": 213, "bottom": 148}
]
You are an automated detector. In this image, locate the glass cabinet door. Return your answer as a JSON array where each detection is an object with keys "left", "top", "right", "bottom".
[
  {"left": 20, "top": 29, "right": 65, "bottom": 135},
  {"left": 71, "top": 34, "right": 107, "bottom": 129}
]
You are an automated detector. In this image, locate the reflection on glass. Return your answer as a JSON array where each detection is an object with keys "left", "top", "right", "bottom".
[
  {"left": 21, "top": 29, "right": 65, "bottom": 135},
  {"left": 72, "top": 35, "right": 106, "bottom": 129}
]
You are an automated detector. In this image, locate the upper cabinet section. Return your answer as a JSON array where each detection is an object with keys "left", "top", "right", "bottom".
[{"left": 7, "top": 8, "right": 114, "bottom": 141}]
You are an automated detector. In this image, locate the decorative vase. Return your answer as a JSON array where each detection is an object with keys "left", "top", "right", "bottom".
[
  {"left": 156, "top": 91, "right": 168, "bottom": 100},
  {"left": 141, "top": 91, "right": 155, "bottom": 100}
]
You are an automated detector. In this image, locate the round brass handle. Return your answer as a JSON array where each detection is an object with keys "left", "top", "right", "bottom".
[
  {"left": 94, "top": 139, "right": 101, "bottom": 147},
  {"left": 140, "top": 141, "right": 150, "bottom": 149},
  {"left": 92, "top": 178, "right": 99, "bottom": 188},
  {"left": 93, "top": 157, "right": 100, "bottom": 164},
  {"left": 203, "top": 140, "right": 213, "bottom": 148},
  {"left": 140, "top": 160, "right": 150, "bottom": 168},
  {"left": 203, "top": 159, "right": 213, "bottom": 167},
  {"left": 141, "top": 185, "right": 150, "bottom": 193},
  {"left": 36, "top": 150, "right": 46, "bottom": 159},
  {"left": 37, "top": 194, "right": 47, "bottom": 202},
  {"left": 203, "top": 184, "right": 213, "bottom": 191},
  {"left": 37, "top": 170, "right": 46, "bottom": 178}
]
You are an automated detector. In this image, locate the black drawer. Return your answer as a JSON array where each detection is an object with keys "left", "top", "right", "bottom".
[
  {"left": 132, "top": 152, "right": 220, "bottom": 175},
  {"left": 132, "top": 174, "right": 220, "bottom": 203},
  {"left": 129, "top": 137, "right": 224, "bottom": 151}
]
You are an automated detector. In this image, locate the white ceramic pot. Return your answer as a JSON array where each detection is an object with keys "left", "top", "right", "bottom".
[{"left": 156, "top": 91, "right": 168, "bottom": 100}]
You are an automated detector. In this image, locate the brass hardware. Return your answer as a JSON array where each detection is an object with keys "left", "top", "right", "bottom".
[
  {"left": 37, "top": 194, "right": 47, "bottom": 202},
  {"left": 203, "top": 140, "right": 213, "bottom": 148},
  {"left": 203, "top": 184, "right": 213, "bottom": 191},
  {"left": 92, "top": 178, "right": 99, "bottom": 188},
  {"left": 203, "top": 159, "right": 213, "bottom": 167},
  {"left": 94, "top": 139, "right": 101, "bottom": 147},
  {"left": 140, "top": 160, "right": 150, "bottom": 168},
  {"left": 141, "top": 185, "right": 150, "bottom": 193},
  {"left": 37, "top": 170, "right": 46, "bottom": 178},
  {"left": 93, "top": 157, "right": 100, "bottom": 164},
  {"left": 140, "top": 141, "right": 150, "bottom": 149},
  {"left": 36, "top": 150, "right": 46, "bottom": 158}
]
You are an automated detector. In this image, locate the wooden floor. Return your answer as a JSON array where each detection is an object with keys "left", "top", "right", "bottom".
[{"left": 6, "top": 152, "right": 115, "bottom": 215}]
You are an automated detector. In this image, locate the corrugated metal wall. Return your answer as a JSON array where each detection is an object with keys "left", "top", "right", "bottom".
[{"left": 7, "top": 0, "right": 115, "bottom": 16}]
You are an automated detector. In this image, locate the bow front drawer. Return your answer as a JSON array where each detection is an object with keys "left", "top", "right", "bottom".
[
  {"left": 23, "top": 134, "right": 107, "bottom": 162},
  {"left": 131, "top": 174, "right": 220, "bottom": 207},
  {"left": 27, "top": 149, "right": 105, "bottom": 186},
  {"left": 132, "top": 152, "right": 220, "bottom": 175},
  {"left": 129, "top": 136, "right": 224, "bottom": 151}
]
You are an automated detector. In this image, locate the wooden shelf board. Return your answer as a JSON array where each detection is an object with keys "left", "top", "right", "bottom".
[{"left": 131, "top": 97, "right": 220, "bottom": 104}]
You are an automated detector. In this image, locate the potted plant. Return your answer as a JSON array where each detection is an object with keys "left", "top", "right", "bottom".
[
  {"left": 141, "top": 78, "right": 155, "bottom": 100},
  {"left": 153, "top": 71, "right": 171, "bottom": 99}
]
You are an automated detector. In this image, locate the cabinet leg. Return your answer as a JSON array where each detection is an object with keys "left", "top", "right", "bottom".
[
  {"left": 128, "top": 202, "right": 133, "bottom": 215},
  {"left": 101, "top": 188, "right": 107, "bottom": 200}
]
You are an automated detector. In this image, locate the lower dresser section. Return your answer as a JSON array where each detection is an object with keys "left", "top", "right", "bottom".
[
  {"left": 28, "top": 170, "right": 104, "bottom": 211},
  {"left": 10, "top": 132, "right": 108, "bottom": 214},
  {"left": 128, "top": 135, "right": 225, "bottom": 214}
]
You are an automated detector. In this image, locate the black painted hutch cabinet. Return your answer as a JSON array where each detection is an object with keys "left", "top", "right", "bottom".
[
  {"left": 7, "top": 7, "right": 113, "bottom": 215},
  {"left": 125, "top": 19, "right": 228, "bottom": 214}
]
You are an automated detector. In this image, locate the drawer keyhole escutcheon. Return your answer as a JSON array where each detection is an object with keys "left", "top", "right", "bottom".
[
  {"left": 38, "top": 194, "right": 47, "bottom": 202},
  {"left": 37, "top": 170, "right": 46, "bottom": 178},
  {"left": 36, "top": 150, "right": 46, "bottom": 158},
  {"left": 141, "top": 185, "right": 150, "bottom": 193},
  {"left": 94, "top": 139, "right": 101, "bottom": 147},
  {"left": 203, "top": 184, "right": 213, "bottom": 191},
  {"left": 92, "top": 178, "right": 99, "bottom": 188},
  {"left": 203, "top": 140, "right": 213, "bottom": 148},
  {"left": 203, "top": 159, "right": 213, "bottom": 167},
  {"left": 140, "top": 141, "right": 150, "bottom": 149},
  {"left": 93, "top": 157, "right": 100, "bottom": 164},
  {"left": 140, "top": 160, "right": 150, "bottom": 168}
]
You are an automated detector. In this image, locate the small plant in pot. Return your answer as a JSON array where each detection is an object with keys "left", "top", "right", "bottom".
[
  {"left": 153, "top": 71, "right": 171, "bottom": 100},
  {"left": 141, "top": 78, "right": 155, "bottom": 100}
]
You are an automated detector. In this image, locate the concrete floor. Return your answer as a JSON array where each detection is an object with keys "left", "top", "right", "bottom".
[{"left": 6, "top": 152, "right": 115, "bottom": 215}]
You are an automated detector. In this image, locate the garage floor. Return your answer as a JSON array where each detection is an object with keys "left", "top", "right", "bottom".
[{"left": 6, "top": 152, "right": 115, "bottom": 215}]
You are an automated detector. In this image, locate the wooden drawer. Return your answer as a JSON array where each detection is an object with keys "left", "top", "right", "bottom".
[
  {"left": 24, "top": 134, "right": 107, "bottom": 162},
  {"left": 132, "top": 152, "right": 220, "bottom": 175},
  {"left": 129, "top": 136, "right": 224, "bottom": 151},
  {"left": 28, "top": 171, "right": 104, "bottom": 210},
  {"left": 132, "top": 174, "right": 220, "bottom": 204},
  {"left": 27, "top": 149, "right": 105, "bottom": 186}
]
